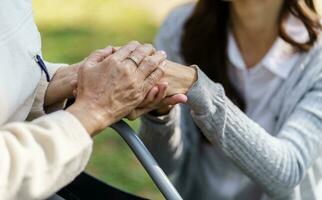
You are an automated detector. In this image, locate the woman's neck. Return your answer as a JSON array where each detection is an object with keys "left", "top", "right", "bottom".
[{"left": 230, "top": 0, "right": 284, "bottom": 68}]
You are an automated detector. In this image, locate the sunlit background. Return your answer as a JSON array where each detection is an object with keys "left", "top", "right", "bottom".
[{"left": 32, "top": 0, "right": 322, "bottom": 199}]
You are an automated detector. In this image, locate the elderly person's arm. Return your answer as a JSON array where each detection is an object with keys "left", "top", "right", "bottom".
[
  {"left": 0, "top": 42, "right": 166, "bottom": 200},
  {"left": 27, "top": 62, "right": 74, "bottom": 120}
]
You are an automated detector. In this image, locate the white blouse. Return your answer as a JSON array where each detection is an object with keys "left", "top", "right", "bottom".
[{"left": 227, "top": 15, "right": 309, "bottom": 133}]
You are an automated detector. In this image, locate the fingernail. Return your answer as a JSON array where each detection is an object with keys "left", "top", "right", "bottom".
[
  {"left": 153, "top": 86, "right": 159, "bottom": 93},
  {"left": 160, "top": 51, "right": 167, "bottom": 56},
  {"left": 182, "top": 95, "right": 188, "bottom": 102}
]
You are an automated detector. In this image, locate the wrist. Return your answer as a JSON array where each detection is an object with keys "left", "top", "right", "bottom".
[
  {"left": 67, "top": 101, "right": 111, "bottom": 136},
  {"left": 45, "top": 66, "right": 78, "bottom": 106},
  {"left": 163, "top": 61, "right": 197, "bottom": 96}
]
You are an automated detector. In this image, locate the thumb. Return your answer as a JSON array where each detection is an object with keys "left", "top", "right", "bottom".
[{"left": 160, "top": 94, "right": 187, "bottom": 106}]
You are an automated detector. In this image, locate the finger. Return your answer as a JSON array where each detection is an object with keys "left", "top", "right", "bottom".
[
  {"left": 86, "top": 46, "right": 113, "bottom": 65},
  {"left": 112, "top": 41, "right": 140, "bottom": 61},
  {"left": 70, "top": 79, "right": 78, "bottom": 88},
  {"left": 129, "top": 44, "right": 156, "bottom": 65},
  {"left": 138, "top": 51, "right": 167, "bottom": 81},
  {"left": 143, "top": 60, "right": 167, "bottom": 93},
  {"left": 127, "top": 86, "right": 169, "bottom": 120},
  {"left": 148, "top": 82, "right": 168, "bottom": 107},
  {"left": 139, "top": 86, "right": 159, "bottom": 107},
  {"left": 160, "top": 94, "right": 188, "bottom": 106},
  {"left": 156, "top": 82, "right": 168, "bottom": 100},
  {"left": 139, "top": 82, "right": 168, "bottom": 108},
  {"left": 112, "top": 46, "right": 121, "bottom": 53}
]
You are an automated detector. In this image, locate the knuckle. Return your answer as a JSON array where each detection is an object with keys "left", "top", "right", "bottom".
[
  {"left": 144, "top": 43, "right": 154, "bottom": 50},
  {"left": 92, "top": 49, "right": 103, "bottom": 55},
  {"left": 157, "top": 50, "right": 167, "bottom": 57},
  {"left": 81, "top": 62, "right": 91, "bottom": 69},
  {"left": 130, "top": 40, "right": 140, "bottom": 46},
  {"left": 127, "top": 77, "right": 136, "bottom": 85},
  {"left": 133, "top": 48, "right": 145, "bottom": 57},
  {"left": 96, "top": 49, "right": 104, "bottom": 53},
  {"left": 154, "top": 51, "right": 167, "bottom": 61},
  {"left": 105, "top": 45, "right": 112, "bottom": 49},
  {"left": 109, "top": 56, "right": 119, "bottom": 64},
  {"left": 142, "top": 57, "right": 149, "bottom": 64},
  {"left": 145, "top": 57, "right": 157, "bottom": 67}
]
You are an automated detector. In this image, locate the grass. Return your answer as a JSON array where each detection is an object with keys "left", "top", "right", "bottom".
[{"left": 33, "top": 0, "right": 166, "bottom": 199}]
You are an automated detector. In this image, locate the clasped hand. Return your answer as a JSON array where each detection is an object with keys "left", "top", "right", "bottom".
[{"left": 46, "top": 41, "right": 195, "bottom": 136}]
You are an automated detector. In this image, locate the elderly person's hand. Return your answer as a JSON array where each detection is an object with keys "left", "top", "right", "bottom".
[
  {"left": 67, "top": 41, "right": 167, "bottom": 135},
  {"left": 44, "top": 64, "right": 79, "bottom": 107},
  {"left": 127, "top": 60, "right": 197, "bottom": 119},
  {"left": 44, "top": 46, "right": 115, "bottom": 107}
]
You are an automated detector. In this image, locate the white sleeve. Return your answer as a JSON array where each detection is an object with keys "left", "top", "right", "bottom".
[{"left": 0, "top": 110, "right": 93, "bottom": 200}]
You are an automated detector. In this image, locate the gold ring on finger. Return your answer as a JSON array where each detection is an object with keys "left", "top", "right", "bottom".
[{"left": 126, "top": 56, "right": 140, "bottom": 67}]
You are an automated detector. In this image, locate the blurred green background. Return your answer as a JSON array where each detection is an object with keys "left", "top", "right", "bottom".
[
  {"left": 32, "top": 0, "right": 322, "bottom": 199},
  {"left": 32, "top": 0, "right": 189, "bottom": 199}
]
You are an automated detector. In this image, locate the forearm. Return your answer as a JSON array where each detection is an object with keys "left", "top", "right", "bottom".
[
  {"left": 28, "top": 62, "right": 71, "bottom": 120},
  {"left": 0, "top": 111, "right": 92, "bottom": 199},
  {"left": 185, "top": 67, "right": 322, "bottom": 198},
  {"left": 140, "top": 106, "right": 187, "bottom": 175}
]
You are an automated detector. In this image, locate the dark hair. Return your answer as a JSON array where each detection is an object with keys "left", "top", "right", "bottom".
[{"left": 181, "top": 0, "right": 321, "bottom": 109}]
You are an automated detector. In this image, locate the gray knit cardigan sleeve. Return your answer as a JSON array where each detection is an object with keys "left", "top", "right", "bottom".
[{"left": 187, "top": 65, "right": 322, "bottom": 198}]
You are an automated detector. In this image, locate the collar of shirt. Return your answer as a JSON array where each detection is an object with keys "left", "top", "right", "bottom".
[{"left": 228, "top": 14, "right": 308, "bottom": 79}]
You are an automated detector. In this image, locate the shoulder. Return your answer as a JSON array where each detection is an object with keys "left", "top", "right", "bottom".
[
  {"left": 307, "top": 33, "right": 322, "bottom": 68},
  {"left": 154, "top": 3, "right": 195, "bottom": 63},
  {"left": 299, "top": 36, "right": 322, "bottom": 87}
]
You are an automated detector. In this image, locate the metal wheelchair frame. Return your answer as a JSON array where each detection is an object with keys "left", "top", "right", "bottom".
[{"left": 111, "top": 121, "right": 183, "bottom": 200}]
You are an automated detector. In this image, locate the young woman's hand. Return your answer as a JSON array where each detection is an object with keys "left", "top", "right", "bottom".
[
  {"left": 126, "top": 60, "right": 197, "bottom": 119},
  {"left": 162, "top": 60, "right": 197, "bottom": 96},
  {"left": 67, "top": 41, "right": 167, "bottom": 135},
  {"left": 126, "top": 82, "right": 187, "bottom": 120}
]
